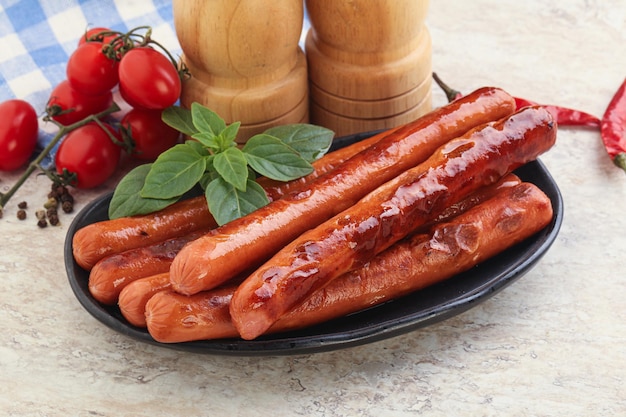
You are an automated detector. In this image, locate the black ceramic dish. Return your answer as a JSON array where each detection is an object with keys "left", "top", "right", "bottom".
[{"left": 64, "top": 131, "right": 564, "bottom": 356}]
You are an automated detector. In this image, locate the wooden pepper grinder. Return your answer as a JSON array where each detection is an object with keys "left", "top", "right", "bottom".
[
  {"left": 172, "top": 0, "right": 308, "bottom": 143},
  {"left": 305, "top": 0, "right": 432, "bottom": 137}
]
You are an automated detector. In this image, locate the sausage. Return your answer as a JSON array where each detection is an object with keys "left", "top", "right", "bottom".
[
  {"left": 119, "top": 174, "right": 518, "bottom": 330},
  {"left": 146, "top": 287, "right": 238, "bottom": 342},
  {"left": 169, "top": 87, "right": 517, "bottom": 296},
  {"left": 230, "top": 106, "right": 557, "bottom": 340},
  {"left": 88, "top": 229, "right": 209, "bottom": 305},
  {"left": 72, "top": 129, "right": 392, "bottom": 271},
  {"left": 72, "top": 196, "right": 217, "bottom": 271},
  {"left": 120, "top": 175, "right": 518, "bottom": 329},
  {"left": 118, "top": 272, "right": 172, "bottom": 327},
  {"left": 145, "top": 182, "right": 553, "bottom": 343},
  {"left": 272, "top": 181, "right": 554, "bottom": 334}
]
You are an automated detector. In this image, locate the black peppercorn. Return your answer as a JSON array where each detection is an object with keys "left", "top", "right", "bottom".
[{"left": 61, "top": 200, "right": 74, "bottom": 213}]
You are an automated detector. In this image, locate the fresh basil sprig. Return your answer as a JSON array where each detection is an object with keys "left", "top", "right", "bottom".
[{"left": 108, "top": 103, "right": 334, "bottom": 225}]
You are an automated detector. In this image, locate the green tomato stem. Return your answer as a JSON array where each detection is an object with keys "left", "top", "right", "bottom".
[{"left": 0, "top": 102, "right": 120, "bottom": 211}]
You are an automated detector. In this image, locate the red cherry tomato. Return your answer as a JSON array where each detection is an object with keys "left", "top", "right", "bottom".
[
  {"left": 121, "top": 108, "right": 180, "bottom": 160},
  {"left": 55, "top": 122, "right": 121, "bottom": 188},
  {"left": 77, "top": 27, "right": 117, "bottom": 46},
  {"left": 47, "top": 80, "right": 113, "bottom": 126},
  {"left": 67, "top": 42, "right": 119, "bottom": 96},
  {"left": 0, "top": 99, "right": 39, "bottom": 171},
  {"left": 118, "top": 47, "right": 181, "bottom": 110}
]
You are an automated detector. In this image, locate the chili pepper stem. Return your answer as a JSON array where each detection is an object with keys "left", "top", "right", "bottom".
[
  {"left": 432, "top": 72, "right": 462, "bottom": 103},
  {"left": 0, "top": 102, "right": 120, "bottom": 211},
  {"left": 613, "top": 153, "right": 626, "bottom": 174}
]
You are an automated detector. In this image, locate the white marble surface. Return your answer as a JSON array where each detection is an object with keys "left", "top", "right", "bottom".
[{"left": 2, "top": 1, "right": 626, "bottom": 416}]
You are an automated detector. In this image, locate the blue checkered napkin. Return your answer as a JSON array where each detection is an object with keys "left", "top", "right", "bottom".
[{"left": 0, "top": 0, "right": 180, "bottom": 165}]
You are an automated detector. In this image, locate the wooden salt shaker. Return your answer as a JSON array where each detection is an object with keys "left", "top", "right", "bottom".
[
  {"left": 172, "top": 0, "right": 308, "bottom": 143},
  {"left": 305, "top": 0, "right": 432, "bottom": 137}
]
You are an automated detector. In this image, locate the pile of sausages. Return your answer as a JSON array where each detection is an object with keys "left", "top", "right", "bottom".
[{"left": 72, "top": 87, "right": 557, "bottom": 342}]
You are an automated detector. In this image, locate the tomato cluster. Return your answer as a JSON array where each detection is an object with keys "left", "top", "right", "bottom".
[
  {"left": 51, "top": 29, "right": 180, "bottom": 187},
  {"left": 0, "top": 26, "right": 184, "bottom": 192}
]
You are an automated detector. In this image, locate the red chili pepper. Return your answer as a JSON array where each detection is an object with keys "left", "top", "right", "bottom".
[
  {"left": 514, "top": 97, "right": 600, "bottom": 128},
  {"left": 600, "top": 78, "right": 626, "bottom": 173},
  {"left": 432, "top": 72, "right": 601, "bottom": 128}
]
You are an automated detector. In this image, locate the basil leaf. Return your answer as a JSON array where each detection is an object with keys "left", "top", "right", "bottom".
[
  {"left": 185, "top": 139, "right": 211, "bottom": 156},
  {"left": 108, "top": 164, "right": 179, "bottom": 219},
  {"left": 192, "top": 131, "right": 221, "bottom": 152},
  {"left": 219, "top": 121, "right": 241, "bottom": 149},
  {"left": 162, "top": 106, "right": 198, "bottom": 136},
  {"left": 213, "top": 146, "right": 249, "bottom": 191},
  {"left": 264, "top": 124, "right": 334, "bottom": 162},
  {"left": 205, "top": 177, "right": 269, "bottom": 225},
  {"left": 141, "top": 144, "right": 207, "bottom": 199},
  {"left": 191, "top": 102, "right": 226, "bottom": 136},
  {"left": 243, "top": 134, "right": 314, "bottom": 181}
]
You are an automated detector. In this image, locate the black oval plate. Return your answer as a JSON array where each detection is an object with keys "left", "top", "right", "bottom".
[{"left": 64, "top": 131, "right": 563, "bottom": 356}]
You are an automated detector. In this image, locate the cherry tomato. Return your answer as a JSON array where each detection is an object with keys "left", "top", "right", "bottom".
[
  {"left": 118, "top": 47, "right": 181, "bottom": 110},
  {"left": 121, "top": 108, "right": 180, "bottom": 160},
  {"left": 77, "top": 27, "right": 117, "bottom": 46},
  {"left": 67, "top": 42, "right": 119, "bottom": 96},
  {"left": 0, "top": 99, "right": 39, "bottom": 171},
  {"left": 55, "top": 122, "right": 122, "bottom": 188},
  {"left": 47, "top": 80, "right": 113, "bottom": 126}
]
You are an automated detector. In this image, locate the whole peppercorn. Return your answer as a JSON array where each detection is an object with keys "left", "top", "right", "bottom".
[
  {"left": 37, "top": 218, "right": 48, "bottom": 228},
  {"left": 35, "top": 209, "right": 46, "bottom": 221},
  {"left": 61, "top": 200, "right": 74, "bottom": 213},
  {"left": 48, "top": 213, "right": 60, "bottom": 226},
  {"left": 18, "top": 201, "right": 28, "bottom": 209},
  {"left": 17, "top": 209, "right": 27, "bottom": 220}
]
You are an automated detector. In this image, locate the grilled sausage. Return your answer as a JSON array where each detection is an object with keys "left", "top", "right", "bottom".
[
  {"left": 72, "top": 196, "right": 217, "bottom": 271},
  {"left": 115, "top": 174, "right": 518, "bottom": 329},
  {"left": 118, "top": 174, "right": 518, "bottom": 329},
  {"left": 145, "top": 182, "right": 553, "bottom": 342},
  {"left": 169, "top": 87, "right": 517, "bottom": 296},
  {"left": 230, "top": 106, "right": 556, "bottom": 340}
]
